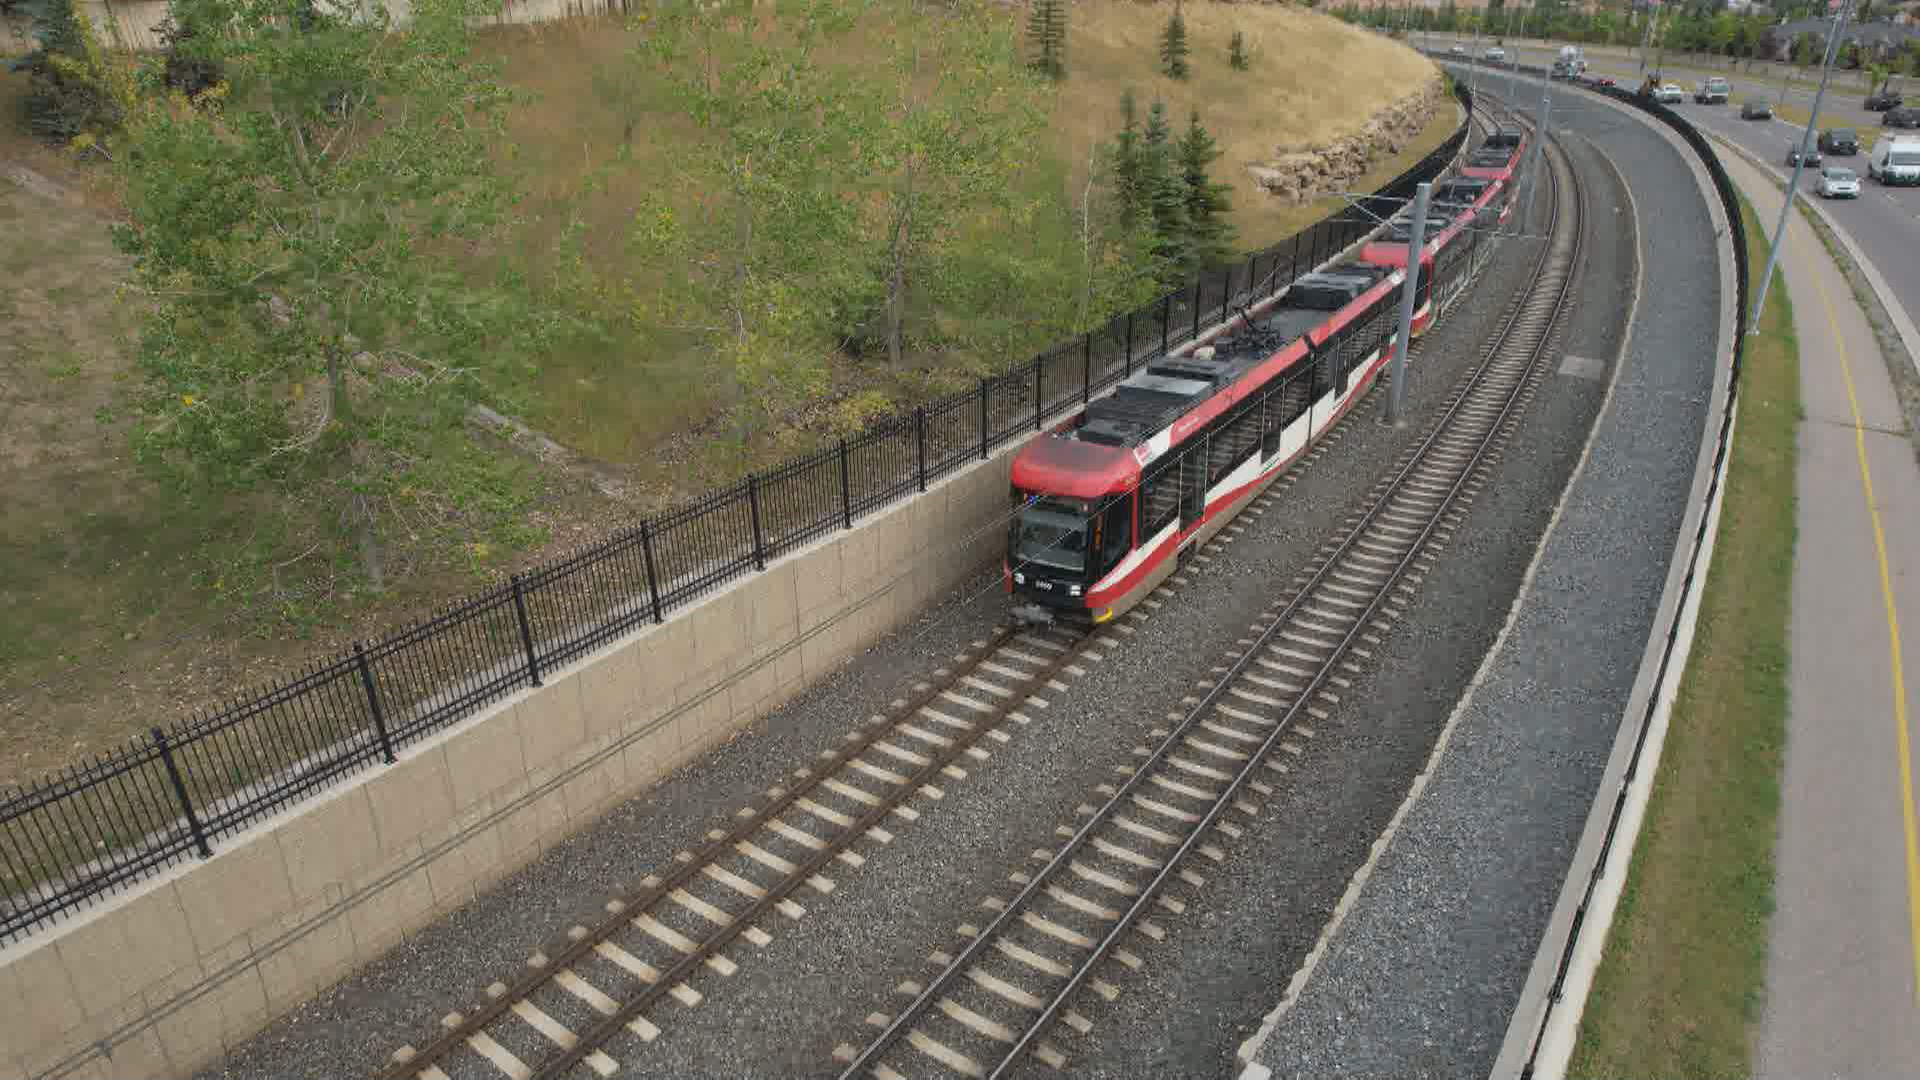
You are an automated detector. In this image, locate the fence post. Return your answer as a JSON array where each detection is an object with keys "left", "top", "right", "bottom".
[
  {"left": 640, "top": 520, "right": 664, "bottom": 624},
  {"left": 916, "top": 407, "right": 928, "bottom": 493},
  {"left": 1082, "top": 334, "right": 1092, "bottom": 404},
  {"left": 510, "top": 573, "right": 542, "bottom": 688},
  {"left": 152, "top": 728, "right": 212, "bottom": 859},
  {"left": 747, "top": 473, "right": 766, "bottom": 571},
  {"left": 839, "top": 439, "right": 853, "bottom": 528},
  {"left": 979, "top": 378, "right": 990, "bottom": 459},
  {"left": 1124, "top": 313, "right": 1134, "bottom": 376},
  {"left": 1292, "top": 232, "right": 1302, "bottom": 285},
  {"left": 354, "top": 642, "right": 396, "bottom": 764},
  {"left": 1160, "top": 295, "right": 1170, "bottom": 355},
  {"left": 1191, "top": 280, "right": 1203, "bottom": 339},
  {"left": 1033, "top": 362, "right": 1043, "bottom": 431}
]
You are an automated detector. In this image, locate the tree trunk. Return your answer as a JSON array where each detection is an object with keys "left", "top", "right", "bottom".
[{"left": 886, "top": 213, "right": 907, "bottom": 368}]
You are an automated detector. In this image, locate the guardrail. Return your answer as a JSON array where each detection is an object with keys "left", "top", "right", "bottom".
[
  {"left": 1434, "top": 54, "right": 1750, "bottom": 1079},
  {"left": 0, "top": 80, "right": 1478, "bottom": 947}
]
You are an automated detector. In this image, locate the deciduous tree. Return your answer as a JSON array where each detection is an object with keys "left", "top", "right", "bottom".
[
  {"left": 1229, "top": 29, "right": 1249, "bottom": 70},
  {"left": 112, "top": 0, "right": 537, "bottom": 592}
]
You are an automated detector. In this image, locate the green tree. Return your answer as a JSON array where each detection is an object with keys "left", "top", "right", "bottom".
[
  {"left": 1229, "top": 28, "right": 1249, "bottom": 70},
  {"left": 1159, "top": 1, "right": 1190, "bottom": 80},
  {"left": 112, "top": 0, "right": 534, "bottom": 592},
  {"left": 1109, "top": 88, "right": 1147, "bottom": 228},
  {"left": 1139, "top": 99, "right": 1188, "bottom": 275},
  {"left": 1175, "top": 108, "right": 1235, "bottom": 275},
  {"left": 635, "top": 0, "right": 874, "bottom": 390},
  {"left": 13, "top": 0, "right": 128, "bottom": 144},
  {"left": 1027, "top": 0, "right": 1067, "bottom": 80},
  {"left": 864, "top": 0, "right": 1046, "bottom": 366}
]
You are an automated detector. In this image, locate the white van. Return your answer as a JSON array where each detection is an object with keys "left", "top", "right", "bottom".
[{"left": 1869, "top": 137, "right": 1920, "bottom": 185}]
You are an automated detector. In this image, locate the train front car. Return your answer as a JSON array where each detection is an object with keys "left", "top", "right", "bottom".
[{"left": 1006, "top": 435, "right": 1139, "bottom": 626}]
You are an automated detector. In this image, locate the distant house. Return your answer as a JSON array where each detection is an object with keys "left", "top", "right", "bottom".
[{"left": 1759, "top": 16, "right": 1920, "bottom": 62}]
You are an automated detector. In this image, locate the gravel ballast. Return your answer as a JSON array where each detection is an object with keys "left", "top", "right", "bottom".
[
  {"left": 191, "top": 154, "right": 1552, "bottom": 1080},
  {"left": 1237, "top": 77, "right": 1724, "bottom": 1080}
]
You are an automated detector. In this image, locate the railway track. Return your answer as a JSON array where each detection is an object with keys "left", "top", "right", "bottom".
[
  {"left": 368, "top": 101, "right": 1532, "bottom": 1080},
  {"left": 375, "top": 617, "right": 1101, "bottom": 1080},
  {"left": 832, "top": 123, "right": 1583, "bottom": 1080}
]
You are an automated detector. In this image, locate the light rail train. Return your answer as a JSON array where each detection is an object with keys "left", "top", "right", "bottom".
[{"left": 1004, "top": 130, "right": 1521, "bottom": 624}]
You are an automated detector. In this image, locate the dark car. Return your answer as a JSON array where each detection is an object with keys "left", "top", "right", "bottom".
[
  {"left": 1818, "top": 127, "right": 1861, "bottom": 155},
  {"left": 1740, "top": 99, "right": 1774, "bottom": 120},
  {"left": 1866, "top": 89, "right": 1905, "bottom": 111},
  {"left": 1787, "top": 142, "right": 1822, "bottom": 168},
  {"left": 1884, "top": 106, "right": 1920, "bottom": 129}
]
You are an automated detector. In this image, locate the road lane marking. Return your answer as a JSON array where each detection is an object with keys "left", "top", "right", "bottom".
[{"left": 1801, "top": 216, "right": 1920, "bottom": 1006}]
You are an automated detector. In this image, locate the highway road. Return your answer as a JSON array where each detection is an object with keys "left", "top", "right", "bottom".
[
  {"left": 1443, "top": 58, "right": 1920, "bottom": 357},
  {"left": 1423, "top": 33, "right": 1888, "bottom": 130}
]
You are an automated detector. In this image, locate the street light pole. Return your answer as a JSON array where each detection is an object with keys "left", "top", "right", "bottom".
[
  {"left": 1751, "top": 0, "right": 1851, "bottom": 332},
  {"left": 1386, "top": 182, "right": 1431, "bottom": 427}
]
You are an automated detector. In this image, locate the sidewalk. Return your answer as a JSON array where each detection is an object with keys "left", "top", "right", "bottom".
[{"left": 1718, "top": 154, "right": 1920, "bottom": 1079}]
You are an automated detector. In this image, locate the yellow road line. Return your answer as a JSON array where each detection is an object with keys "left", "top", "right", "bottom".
[{"left": 1797, "top": 212, "right": 1920, "bottom": 1005}]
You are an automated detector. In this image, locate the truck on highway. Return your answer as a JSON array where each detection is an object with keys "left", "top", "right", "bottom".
[
  {"left": 1553, "top": 44, "right": 1585, "bottom": 76},
  {"left": 1695, "top": 77, "right": 1731, "bottom": 104}
]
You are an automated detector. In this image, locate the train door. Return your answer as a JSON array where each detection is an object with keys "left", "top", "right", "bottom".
[{"left": 1180, "top": 439, "right": 1206, "bottom": 526}]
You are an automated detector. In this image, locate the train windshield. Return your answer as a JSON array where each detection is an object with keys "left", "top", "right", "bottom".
[{"left": 1011, "top": 496, "right": 1093, "bottom": 574}]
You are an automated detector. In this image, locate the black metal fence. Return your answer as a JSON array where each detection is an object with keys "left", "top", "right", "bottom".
[{"left": 0, "top": 82, "right": 1475, "bottom": 946}]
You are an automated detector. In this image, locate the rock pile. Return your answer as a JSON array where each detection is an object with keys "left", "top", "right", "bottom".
[{"left": 1245, "top": 74, "right": 1448, "bottom": 205}]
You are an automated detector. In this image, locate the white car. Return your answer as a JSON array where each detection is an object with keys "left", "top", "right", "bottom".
[
  {"left": 1816, "top": 166, "right": 1861, "bottom": 198},
  {"left": 1656, "top": 83, "right": 1685, "bottom": 104},
  {"left": 1485, "top": 47, "right": 1507, "bottom": 61},
  {"left": 1450, "top": 43, "right": 1468, "bottom": 56}
]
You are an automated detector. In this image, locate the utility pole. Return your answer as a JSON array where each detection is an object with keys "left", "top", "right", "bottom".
[
  {"left": 1637, "top": 2, "right": 1659, "bottom": 79},
  {"left": 1752, "top": 0, "right": 1851, "bottom": 332},
  {"left": 1522, "top": 81, "right": 1552, "bottom": 236},
  {"left": 1386, "top": 182, "right": 1431, "bottom": 427}
]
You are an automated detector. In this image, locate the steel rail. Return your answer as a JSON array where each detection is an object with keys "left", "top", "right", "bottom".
[
  {"left": 839, "top": 108, "right": 1581, "bottom": 1080},
  {"left": 377, "top": 620, "right": 1094, "bottom": 1080}
]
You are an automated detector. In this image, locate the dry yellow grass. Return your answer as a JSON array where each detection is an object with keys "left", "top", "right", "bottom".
[
  {"left": 471, "top": 1, "right": 1443, "bottom": 467},
  {"left": 1051, "top": 1, "right": 1440, "bottom": 246}
]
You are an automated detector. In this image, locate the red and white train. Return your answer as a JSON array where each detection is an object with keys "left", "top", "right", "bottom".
[{"left": 1004, "top": 131, "right": 1520, "bottom": 624}]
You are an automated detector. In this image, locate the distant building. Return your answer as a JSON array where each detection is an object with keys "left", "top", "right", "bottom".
[{"left": 1759, "top": 15, "right": 1920, "bottom": 61}]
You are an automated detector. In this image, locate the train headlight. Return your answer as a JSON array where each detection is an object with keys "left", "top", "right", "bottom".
[
  {"left": 1013, "top": 572, "right": 1026, "bottom": 585},
  {"left": 1069, "top": 585, "right": 1082, "bottom": 597}
]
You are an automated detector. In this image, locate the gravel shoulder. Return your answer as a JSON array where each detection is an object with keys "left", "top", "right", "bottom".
[
  {"left": 1239, "top": 78, "right": 1722, "bottom": 1080},
  {"left": 192, "top": 145, "right": 1551, "bottom": 1079}
]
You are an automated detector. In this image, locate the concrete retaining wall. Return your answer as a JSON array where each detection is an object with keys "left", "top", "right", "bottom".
[{"left": 0, "top": 445, "right": 1013, "bottom": 1080}]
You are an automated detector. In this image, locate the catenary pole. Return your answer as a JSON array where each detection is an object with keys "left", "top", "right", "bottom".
[
  {"left": 1386, "top": 182, "right": 1431, "bottom": 427},
  {"left": 1522, "top": 79, "right": 1552, "bottom": 237},
  {"left": 1751, "top": 0, "right": 1851, "bottom": 333}
]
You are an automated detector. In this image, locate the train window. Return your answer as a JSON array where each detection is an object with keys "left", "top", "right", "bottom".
[
  {"left": 1091, "top": 494, "right": 1133, "bottom": 579},
  {"left": 1140, "top": 455, "right": 1182, "bottom": 538},
  {"left": 1010, "top": 495, "right": 1092, "bottom": 575}
]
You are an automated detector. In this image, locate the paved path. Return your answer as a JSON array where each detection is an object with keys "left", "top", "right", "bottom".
[{"left": 1719, "top": 152, "right": 1920, "bottom": 1080}]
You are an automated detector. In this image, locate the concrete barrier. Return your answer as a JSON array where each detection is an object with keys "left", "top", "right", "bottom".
[{"left": 0, "top": 443, "right": 1013, "bottom": 1080}]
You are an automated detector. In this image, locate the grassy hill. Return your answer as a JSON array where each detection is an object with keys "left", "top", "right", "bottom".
[{"left": 0, "top": 0, "right": 1442, "bottom": 783}]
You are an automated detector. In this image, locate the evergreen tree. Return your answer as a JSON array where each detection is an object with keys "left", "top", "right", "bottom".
[
  {"left": 1027, "top": 0, "right": 1068, "bottom": 80},
  {"left": 1159, "top": 2, "right": 1190, "bottom": 81},
  {"left": 1229, "top": 29, "right": 1249, "bottom": 70},
  {"left": 1140, "top": 99, "right": 1189, "bottom": 271},
  {"left": 1109, "top": 89, "right": 1147, "bottom": 228},
  {"left": 1176, "top": 108, "right": 1236, "bottom": 275}
]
